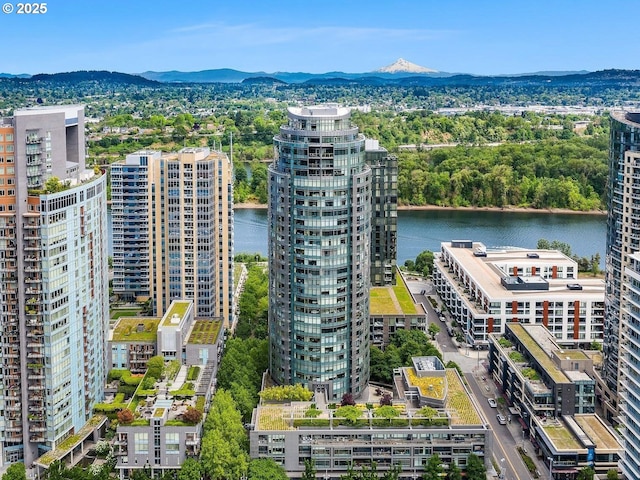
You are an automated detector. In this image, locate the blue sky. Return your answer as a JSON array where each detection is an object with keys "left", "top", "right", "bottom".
[{"left": 1, "top": 0, "right": 637, "bottom": 75}]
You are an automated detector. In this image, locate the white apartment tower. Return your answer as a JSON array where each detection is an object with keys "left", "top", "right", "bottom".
[{"left": 0, "top": 106, "right": 108, "bottom": 465}]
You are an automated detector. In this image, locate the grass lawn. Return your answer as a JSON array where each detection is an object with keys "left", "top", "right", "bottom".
[
  {"left": 113, "top": 318, "right": 160, "bottom": 341},
  {"left": 111, "top": 309, "right": 140, "bottom": 319},
  {"left": 162, "top": 301, "right": 191, "bottom": 326},
  {"left": 393, "top": 284, "right": 417, "bottom": 314}
]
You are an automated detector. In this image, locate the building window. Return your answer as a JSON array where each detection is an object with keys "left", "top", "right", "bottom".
[
  {"left": 165, "top": 433, "right": 179, "bottom": 453},
  {"left": 134, "top": 433, "right": 148, "bottom": 454}
]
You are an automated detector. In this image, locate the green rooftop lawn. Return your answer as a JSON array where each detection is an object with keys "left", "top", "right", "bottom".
[
  {"left": 543, "top": 424, "right": 581, "bottom": 450},
  {"left": 370, "top": 283, "right": 417, "bottom": 316},
  {"left": 556, "top": 350, "right": 588, "bottom": 360},
  {"left": 162, "top": 301, "right": 191, "bottom": 326},
  {"left": 113, "top": 318, "right": 160, "bottom": 342},
  {"left": 393, "top": 284, "right": 417, "bottom": 314},
  {"left": 111, "top": 309, "right": 141, "bottom": 319},
  {"left": 188, "top": 320, "right": 222, "bottom": 344},
  {"left": 508, "top": 323, "right": 568, "bottom": 384},
  {"left": 573, "top": 415, "right": 620, "bottom": 450}
]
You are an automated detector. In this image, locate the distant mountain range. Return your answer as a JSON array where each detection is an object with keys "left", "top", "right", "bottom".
[{"left": 2, "top": 62, "right": 640, "bottom": 89}]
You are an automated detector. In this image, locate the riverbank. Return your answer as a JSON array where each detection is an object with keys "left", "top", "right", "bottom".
[{"left": 233, "top": 202, "right": 606, "bottom": 216}]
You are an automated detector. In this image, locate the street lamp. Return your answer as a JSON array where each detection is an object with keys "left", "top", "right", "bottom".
[{"left": 547, "top": 456, "right": 553, "bottom": 480}]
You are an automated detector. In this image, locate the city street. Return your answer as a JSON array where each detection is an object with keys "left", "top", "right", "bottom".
[{"left": 403, "top": 273, "right": 546, "bottom": 480}]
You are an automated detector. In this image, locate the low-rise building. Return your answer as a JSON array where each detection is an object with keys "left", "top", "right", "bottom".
[
  {"left": 369, "top": 275, "right": 427, "bottom": 347},
  {"left": 249, "top": 357, "right": 491, "bottom": 479},
  {"left": 433, "top": 240, "right": 604, "bottom": 349},
  {"left": 533, "top": 414, "right": 620, "bottom": 479},
  {"left": 106, "top": 300, "right": 224, "bottom": 478},
  {"left": 488, "top": 323, "right": 621, "bottom": 478}
]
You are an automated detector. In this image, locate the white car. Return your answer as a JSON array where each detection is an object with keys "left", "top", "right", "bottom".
[
  {"left": 496, "top": 414, "right": 507, "bottom": 425},
  {"left": 487, "top": 398, "right": 497, "bottom": 408}
]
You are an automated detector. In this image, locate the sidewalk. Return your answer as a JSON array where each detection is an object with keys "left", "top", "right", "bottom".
[{"left": 471, "top": 362, "right": 548, "bottom": 479}]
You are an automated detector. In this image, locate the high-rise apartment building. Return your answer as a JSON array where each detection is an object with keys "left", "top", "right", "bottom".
[
  {"left": 111, "top": 151, "right": 158, "bottom": 302},
  {"left": 111, "top": 147, "right": 234, "bottom": 324},
  {"left": 601, "top": 112, "right": 640, "bottom": 422},
  {"left": 268, "top": 106, "right": 372, "bottom": 400},
  {"left": 366, "top": 139, "right": 397, "bottom": 286},
  {"left": 620, "top": 252, "right": 640, "bottom": 479},
  {"left": 0, "top": 106, "right": 108, "bottom": 466}
]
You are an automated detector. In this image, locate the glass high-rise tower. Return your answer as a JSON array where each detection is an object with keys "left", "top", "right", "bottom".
[
  {"left": 602, "top": 112, "right": 640, "bottom": 424},
  {"left": 268, "top": 106, "right": 371, "bottom": 400}
]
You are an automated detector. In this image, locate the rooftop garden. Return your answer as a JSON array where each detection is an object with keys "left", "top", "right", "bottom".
[
  {"left": 110, "top": 309, "right": 142, "bottom": 320},
  {"left": 35, "top": 415, "right": 107, "bottom": 466},
  {"left": 543, "top": 423, "right": 581, "bottom": 450},
  {"left": 112, "top": 318, "right": 160, "bottom": 341},
  {"left": 556, "top": 350, "right": 588, "bottom": 360},
  {"left": 573, "top": 415, "right": 620, "bottom": 450},
  {"left": 444, "top": 370, "right": 482, "bottom": 425},
  {"left": 187, "top": 319, "right": 222, "bottom": 344},
  {"left": 162, "top": 301, "right": 191, "bottom": 326},
  {"left": 370, "top": 282, "right": 418, "bottom": 316},
  {"left": 508, "top": 324, "right": 568, "bottom": 383},
  {"left": 405, "top": 368, "right": 446, "bottom": 400},
  {"left": 393, "top": 284, "right": 418, "bottom": 314},
  {"left": 521, "top": 367, "right": 541, "bottom": 381},
  {"left": 509, "top": 351, "right": 526, "bottom": 363}
]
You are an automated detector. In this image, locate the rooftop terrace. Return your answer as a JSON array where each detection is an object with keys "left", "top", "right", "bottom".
[
  {"left": 112, "top": 317, "right": 160, "bottom": 342},
  {"left": 187, "top": 319, "right": 222, "bottom": 344},
  {"left": 508, "top": 323, "right": 569, "bottom": 384},
  {"left": 161, "top": 301, "right": 191, "bottom": 327},
  {"left": 370, "top": 283, "right": 418, "bottom": 315}
]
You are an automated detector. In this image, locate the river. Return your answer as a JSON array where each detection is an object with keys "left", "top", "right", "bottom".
[
  {"left": 107, "top": 208, "right": 606, "bottom": 264},
  {"left": 232, "top": 208, "right": 606, "bottom": 264}
]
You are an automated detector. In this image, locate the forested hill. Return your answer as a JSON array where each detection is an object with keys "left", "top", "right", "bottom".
[{"left": 22, "top": 70, "right": 159, "bottom": 86}]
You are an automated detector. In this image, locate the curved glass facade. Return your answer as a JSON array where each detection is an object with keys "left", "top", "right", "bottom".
[
  {"left": 268, "top": 106, "right": 371, "bottom": 399},
  {"left": 604, "top": 112, "right": 640, "bottom": 395}
]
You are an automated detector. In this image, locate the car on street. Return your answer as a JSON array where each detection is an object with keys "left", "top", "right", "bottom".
[
  {"left": 487, "top": 398, "right": 497, "bottom": 408},
  {"left": 496, "top": 414, "right": 507, "bottom": 425}
]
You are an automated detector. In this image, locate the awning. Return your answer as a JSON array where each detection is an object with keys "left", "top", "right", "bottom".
[
  {"left": 509, "top": 406, "right": 520, "bottom": 416},
  {"left": 518, "top": 417, "right": 527, "bottom": 429}
]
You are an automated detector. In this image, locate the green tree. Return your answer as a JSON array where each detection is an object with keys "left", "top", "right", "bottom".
[
  {"left": 301, "top": 459, "right": 317, "bottom": 480},
  {"left": 606, "top": 469, "right": 619, "bottom": 480},
  {"left": 465, "top": 453, "right": 486, "bottom": 480},
  {"left": 247, "top": 458, "right": 288, "bottom": 480},
  {"left": 577, "top": 467, "right": 595, "bottom": 480},
  {"left": 414, "top": 250, "right": 435, "bottom": 276},
  {"left": 2, "top": 462, "right": 26, "bottom": 480},
  {"left": 428, "top": 323, "right": 441, "bottom": 340},
  {"left": 447, "top": 463, "right": 462, "bottom": 480},
  {"left": 423, "top": 454, "right": 444, "bottom": 480},
  {"left": 177, "top": 458, "right": 202, "bottom": 480},
  {"left": 146, "top": 355, "right": 164, "bottom": 379}
]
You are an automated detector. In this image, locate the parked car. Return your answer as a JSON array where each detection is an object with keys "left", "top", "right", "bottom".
[
  {"left": 496, "top": 414, "right": 507, "bottom": 425},
  {"left": 487, "top": 398, "right": 497, "bottom": 408}
]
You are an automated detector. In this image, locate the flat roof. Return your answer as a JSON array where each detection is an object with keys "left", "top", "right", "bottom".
[
  {"left": 438, "top": 242, "right": 604, "bottom": 303},
  {"left": 187, "top": 319, "right": 222, "bottom": 344},
  {"left": 112, "top": 317, "right": 160, "bottom": 342},
  {"left": 370, "top": 283, "right": 419, "bottom": 315},
  {"left": 542, "top": 422, "right": 582, "bottom": 451},
  {"left": 161, "top": 301, "right": 191, "bottom": 327},
  {"left": 556, "top": 350, "right": 589, "bottom": 360},
  {"left": 508, "top": 324, "right": 569, "bottom": 384},
  {"left": 573, "top": 415, "right": 622, "bottom": 451}
]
